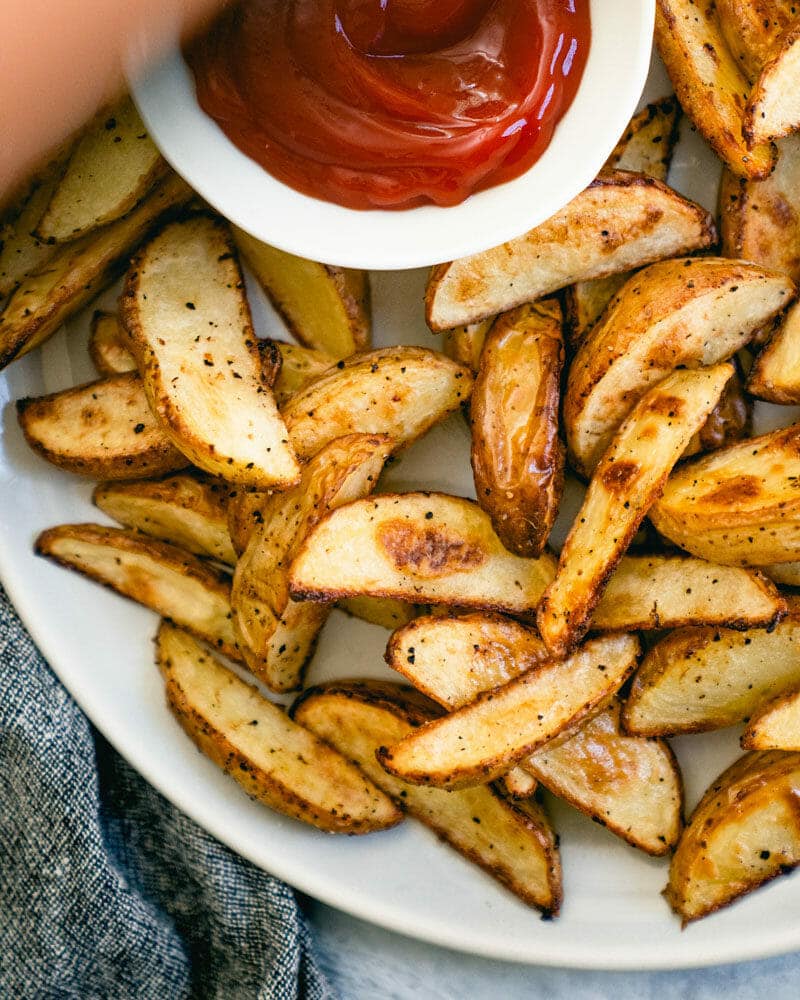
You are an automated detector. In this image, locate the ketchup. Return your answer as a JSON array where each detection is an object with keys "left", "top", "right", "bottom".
[{"left": 189, "top": 0, "right": 591, "bottom": 210}]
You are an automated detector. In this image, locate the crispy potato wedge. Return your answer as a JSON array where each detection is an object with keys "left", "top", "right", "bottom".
[
  {"left": 565, "top": 258, "right": 794, "bottom": 476},
  {"left": 93, "top": 474, "right": 236, "bottom": 566},
  {"left": 291, "top": 680, "right": 561, "bottom": 914},
  {"left": 655, "top": 0, "right": 775, "bottom": 179},
  {"left": 36, "top": 525, "right": 238, "bottom": 658},
  {"left": 650, "top": 421, "right": 800, "bottom": 566},
  {"left": 121, "top": 214, "right": 299, "bottom": 488},
  {"left": 745, "top": 23, "right": 800, "bottom": 147},
  {"left": 717, "top": 0, "right": 795, "bottom": 83},
  {"left": 269, "top": 340, "right": 335, "bottom": 404},
  {"left": 338, "top": 596, "right": 420, "bottom": 630},
  {"left": 36, "top": 97, "right": 167, "bottom": 243},
  {"left": 88, "top": 310, "right": 136, "bottom": 375},
  {"left": 470, "top": 300, "right": 565, "bottom": 557},
  {"left": 233, "top": 226, "right": 370, "bottom": 358},
  {"left": 425, "top": 172, "right": 717, "bottom": 331},
  {"left": 748, "top": 300, "right": 800, "bottom": 403},
  {"left": 623, "top": 610, "right": 800, "bottom": 737},
  {"left": 666, "top": 751, "right": 800, "bottom": 924},
  {"left": 226, "top": 488, "right": 267, "bottom": 558},
  {"left": 538, "top": 363, "right": 733, "bottom": 658},
  {"left": 282, "top": 347, "right": 472, "bottom": 460},
  {"left": 742, "top": 688, "right": 800, "bottom": 750},
  {"left": 17, "top": 372, "right": 188, "bottom": 480},
  {"left": 158, "top": 625, "right": 401, "bottom": 834},
  {"left": 683, "top": 364, "right": 751, "bottom": 458},
  {"left": 289, "top": 492, "right": 557, "bottom": 616},
  {"left": 0, "top": 172, "right": 192, "bottom": 370},
  {"left": 441, "top": 320, "right": 493, "bottom": 373},
  {"left": 232, "top": 434, "right": 391, "bottom": 692}
]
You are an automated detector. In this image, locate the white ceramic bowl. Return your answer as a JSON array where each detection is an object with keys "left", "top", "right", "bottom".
[{"left": 130, "top": 1, "right": 655, "bottom": 270}]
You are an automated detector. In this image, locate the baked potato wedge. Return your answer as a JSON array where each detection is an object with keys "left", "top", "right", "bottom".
[
  {"left": 17, "top": 372, "right": 188, "bottom": 480},
  {"left": 742, "top": 688, "right": 800, "bottom": 750},
  {"left": 538, "top": 363, "right": 734, "bottom": 658},
  {"left": 158, "top": 625, "right": 401, "bottom": 835},
  {"left": 501, "top": 768, "right": 539, "bottom": 800},
  {"left": 36, "top": 525, "right": 238, "bottom": 658},
  {"left": 88, "top": 310, "right": 137, "bottom": 375},
  {"left": 748, "top": 301, "right": 800, "bottom": 403},
  {"left": 233, "top": 227, "right": 370, "bottom": 359},
  {"left": 761, "top": 561, "right": 800, "bottom": 587},
  {"left": 655, "top": 0, "right": 775, "bottom": 179},
  {"left": 376, "top": 633, "right": 640, "bottom": 790},
  {"left": 93, "top": 473, "right": 236, "bottom": 566},
  {"left": 337, "top": 596, "right": 420, "bottom": 630},
  {"left": 666, "top": 751, "right": 800, "bottom": 924},
  {"left": 745, "top": 23, "right": 800, "bottom": 147},
  {"left": 269, "top": 340, "right": 335, "bottom": 404},
  {"left": 683, "top": 364, "right": 751, "bottom": 458},
  {"left": 717, "top": 0, "right": 795, "bottom": 83},
  {"left": 649, "top": 421, "right": 800, "bottom": 566},
  {"left": 288, "top": 492, "right": 557, "bottom": 616},
  {"left": 441, "top": 320, "right": 493, "bottom": 373},
  {"left": 425, "top": 171, "right": 717, "bottom": 331},
  {"left": 291, "top": 679, "right": 562, "bottom": 914},
  {"left": 564, "top": 258, "right": 794, "bottom": 476}
]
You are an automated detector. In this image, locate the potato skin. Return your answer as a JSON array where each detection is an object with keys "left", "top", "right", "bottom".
[{"left": 471, "top": 301, "right": 565, "bottom": 557}]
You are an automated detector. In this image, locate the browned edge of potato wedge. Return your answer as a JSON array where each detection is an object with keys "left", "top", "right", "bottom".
[
  {"left": 742, "top": 687, "right": 800, "bottom": 750},
  {"left": 684, "top": 362, "right": 751, "bottom": 457},
  {"left": 337, "top": 595, "right": 420, "bottom": 631},
  {"left": 267, "top": 339, "right": 336, "bottom": 405},
  {"left": 158, "top": 624, "right": 401, "bottom": 835},
  {"left": 748, "top": 300, "right": 800, "bottom": 403},
  {"left": 745, "top": 21, "right": 800, "bottom": 147},
  {"left": 716, "top": 0, "right": 796, "bottom": 83}
]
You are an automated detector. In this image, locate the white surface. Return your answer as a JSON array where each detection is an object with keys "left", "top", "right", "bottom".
[{"left": 129, "top": 0, "right": 655, "bottom": 269}]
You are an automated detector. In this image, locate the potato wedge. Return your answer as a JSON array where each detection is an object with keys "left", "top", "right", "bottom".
[
  {"left": 564, "top": 259, "right": 794, "bottom": 476},
  {"left": 742, "top": 688, "right": 800, "bottom": 750},
  {"left": 233, "top": 226, "right": 370, "bottom": 358},
  {"left": 281, "top": 347, "right": 472, "bottom": 460},
  {"left": 425, "top": 171, "right": 717, "bottom": 331},
  {"left": 36, "top": 525, "right": 238, "bottom": 658},
  {"left": 121, "top": 214, "right": 299, "bottom": 488},
  {"left": 269, "top": 340, "right": 335, "bottom": 404},
  {"left": 0, "top": 172, "right": 192, "bottom": 369},
  {"left": 17, "top": 372, "right": 188, "bottom": 480},
  {"left": 761, "top": 561, "right": 800, "bottom": 587},
  {"left": 655, "top": 0, "right": 775, "bottom": 179},
  {"left": 338, "top": 596, "right": 420, "bottom": 630},
  {"left": 666, "top": 751, "right": 800, "bottom": 924},
  {"left": 538, "top": 363, "right": 733, "bottom": 658},
  {"left": 649, "top": 421, "right": 800, "bottom": 566},
  {"left": 36, "top": 97, "right": 167, "bottom": 243},
  {"left": 745, "top": 23, "right": 800, "bottom": 147},
  {"left": 291, "top": 680, "right": 561, "bottom": 914},
  {"left": 748, "top": 300, "right": 800, "bottom": 403},
  {"left": 470, "top": 300, "right": 565, "bottom": 557},
  {"left": 158, "top": 625, "right": 401, "bottom": 834},
  {"left": 88, "top": 310, "right": 137, "bottom": 375},
  {"left": 501, "top": 768, "right": 539, "bottom": 800},
  {"left": 683, "top": 364, "right": 751, "bottom": 458},
  {"left": 232, "top": 434, "right": 391, "bottom": 692},
  {"left": 564, "top": 274, "right": 628, "bottom": 350},
  {"left": 288, "top": 492, "right": 557, "bottom": 616},
  {"left": 717, "top": 0, "right": 795, "bottom": 83},
  {"left": 93, "top": 474, "right": 236, "bottom": 566},
  {"left": 623, "top": 610, "right": 800, "bottom": 737},
  {"left": 441, "top": 320, "right": 493, "bottom": 374}
]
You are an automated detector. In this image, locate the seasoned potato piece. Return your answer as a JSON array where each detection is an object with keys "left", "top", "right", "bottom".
[
  {"left": 289, "top": 493, "right": 557, "bottom": 616},
  {"left": 441, "top": 320, "right": 493, "bottom": 373},
  {"left": 683, "top": 365, "right": 751, "bottom": 458},
  {"left": 501, "top": 768, "right": 539, "bottom": 800},
  {"left": 425, "top": 172, "right": 717, "bottom": 331},
  {"left": 93, "top": 474, "right": 236, "bottom": 566},
  {"left": 158, "top": 625, "right": 401, "bottom": 834},
  {"left": 282, "top": 347, "right": 472, "bottom": 460},
  {"left": 761, "top": 561, "right": 800, "bottom": 587},
  {"left": 538, "top": 364, "right": 733, "bottom": 658},
  {"left": 233, "top": 227, "right": 370, "bottom": 358},
  {"left": 655, "top": 0, "right": 775, "bottom": 179},
  {"left": 471, "top": 300, "right": 564, "bottom": 557},
  {"left": 377, "top": 633, "right": 640, "bottom": 790},
  {"left": 564, "top": 259, "right": 793, "bottom": 476},
  {"left": 337, "top": 596, "right": 420, "bottom": 630},
  {"left": 745, "top": 23, "right": 800, "bottom": 147},
  {"left": 17, "top": 373, "right": 187, "bottom": 480},
  {"left": 232, "top": 434, "right": 391, "bottom": 692},
  {"left": 564, "top": 274, "right": 628, "bottom": 349},
  {"left": 121, "top": 215, "right": 299, "bottom": 488},
  {"left": 650, "top": 422, "right": 800, "bottom": 566},
  {"left": 749, "top": 301, "right": 800, "bottom": 403},
  {"left": 291, "top": 680, "right": 562, "bottom": 914},
  {"left": 742, "top": 688, "right": 800, "bottom": 750},
  {"left": 36, "top": 524, "right": 238, "bottom": 658},
  {"left": 89, "top": 310, "right": 137, "bottom": 375},
  {"left": 666, "top": 751, "right": 800, "bottom": 924},
  {"left": 269, "top": 340, "right": 334, "bottom": 404},
  {"left": 717, "top": 0, "right": 795, "bottom": 82}
]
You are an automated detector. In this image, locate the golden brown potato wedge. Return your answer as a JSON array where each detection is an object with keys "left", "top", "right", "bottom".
[
  {"left": 538, "top": 363, "right": 733, "bottom": 658},
  {"left": 683, "top": 365, "right": 751, "bottom": 458},
  {"left": 717, "top": 0, "right": 795, "bottom": 83},
  {"left": 158, "top": 625, "right": 401, "bottom": 834},
  {"left": 666, "top": 751, "right": 800, "bottom": 924},
  {"left": 93, "top": 474, "right": 236, "bottom": 565},
  {"left": 650, "top": 421, "right": 800, "bottom": 566},
  {"left": 288, "top": 492, "right": 557, "bottom": 616},
  {"left": 377, "top": 633, "right": 640, "bottom": 790},
  {"left": 36, "top": 97, "right": 167, "bottom": 243},
  {"left": 281, "top": 347, "right": 472, "bottom": 460},
  {"left": 745, "top": 23, "right": 800, "bottom": 147},
  {"left": 88, "top": 310, "right": 137, "bottom": 375},
  {"left": 748, "top": 300, "right": 800, "bottom": 403},
  {"left": 742, "top": 688, "right": 800, "bottom": 750},
  {"left": 564, "top": 274, "right": 629, "bottom": 350},
  {"left": 501, "top": 768, "right": 539, "bottom": 800},
  {"left": 337, "top": 596, "right": 420, "bottom": 631},
  {"left": 291, "top": 680, "right": 561, "bottom": 914},
  {"left": 36, "top": 524, "right": 239, "bottom": 658},
  {"left": 425, "top": 171, "right": 717, "bottom": 331},
  {"left": 121, "top": 214, "right": 299, "bottom": 488},
  {"left": 233, "top": 226, "right": 370, "bottom": 359},
  {"left": 761, "top": 561, "right": 800, "bottom": 587},
  {"left": 232, "top": 434, "right": 391, "bottom": 692},
  {"left": 0, "top": 172, "right": 192, "bottom": 370},
  {"left": 440, "top": 320, "right": 493, "bottom": 373},
  {"left": 17, "top": 372, "right": 188, "bottom": 480},
  {"left": 269, "top": 340, "right": 335, "bottom": 404},
  {"left": 655, "top": 0, "right": 775, "bottom": 179},
  {"left": 564, "top": 259, "right": 794, "bottom": 476},
  {"left": 623, "top": 610, "right": 800, "bottom": 737},
  {"left": 470, "top": 300, "right": 564, "bottom": 557}
]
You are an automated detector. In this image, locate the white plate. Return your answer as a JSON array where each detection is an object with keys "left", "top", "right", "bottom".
[{"left": 4, "top": 55, "right": 800, "bottom": 972}]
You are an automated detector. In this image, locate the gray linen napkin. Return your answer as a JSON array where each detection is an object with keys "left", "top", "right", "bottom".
[{"left": 0, "top": 585, "right": 334, "bottom": 999}]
